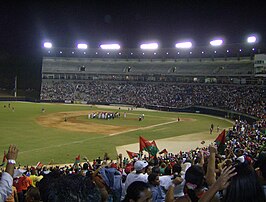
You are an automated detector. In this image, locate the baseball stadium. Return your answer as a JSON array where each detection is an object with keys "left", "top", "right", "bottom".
[
  {"left": 1, "top": 37, "right": 266, "bottom": 202},
  {"left": 1, "top": 1, "right": 266, "bottom": 200},
  {"left": 0, "top": 45, "right": 264, "bottom": 165}
]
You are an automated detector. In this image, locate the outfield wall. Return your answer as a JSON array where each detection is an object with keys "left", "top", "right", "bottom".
[{"left": 144, "top": 104, "right": 258, "bottom": 124}]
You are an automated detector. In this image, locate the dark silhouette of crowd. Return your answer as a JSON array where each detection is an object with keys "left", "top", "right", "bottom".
[
  {"left": 41, "top": 81, "right": 265, "bottom": 118},
  {"left": 1, "top": 118, "right": 265, "bottom": 202}
]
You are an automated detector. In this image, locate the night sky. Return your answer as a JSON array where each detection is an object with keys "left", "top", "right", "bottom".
[{"left": 0, "top": 0, "right": 265, "bottom": 89}]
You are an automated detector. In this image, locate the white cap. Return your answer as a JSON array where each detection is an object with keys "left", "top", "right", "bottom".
[
  {"left": 134, "top": 160, "right": 148, "bottom": 171},
  {"left": 180, "top": 162, "right": 192, "bottom": 176},
  {"left": 13, "top": 169, "right": 27, "bottom": 178},
  {"left": 237, "top": 156, "right": 245, "bottom": 163},
  {"left": 43, "top": 171, "right": 51, "bottom": 175}
]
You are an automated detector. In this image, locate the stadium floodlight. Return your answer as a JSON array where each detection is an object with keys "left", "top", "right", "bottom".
[
  {"left": 77, "top": 43, "right": 88, "bottom": 49},
  {"left": 175, "top": 41, "right": 192, "bottom": 49},
  {"left": 100, "top": 44, "right": 120, "bottom": 50},
  {"left": 43, "top": 42, "right": 52, "bottom": 48},
  {"left": 210, "top": 39, "right": 223, "bottom": 46},
  {"left": 140, "top": 43, "right": 158, "bottom": 50},
  {"left": 247, "top": 36, "right": 256, "bottom": 43}
]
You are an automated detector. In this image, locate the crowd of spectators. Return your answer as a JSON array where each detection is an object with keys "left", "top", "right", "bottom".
[
  {"left": 1, "top": 118, "right": 265, "bottom": 201},
  {"left": 41, "top": 80, "right": 265, "bottom": 118}
]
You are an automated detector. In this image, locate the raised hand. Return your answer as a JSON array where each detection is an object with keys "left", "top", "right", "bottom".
[
  {"left": 209, "top": 144, "right": 217, "bottom": 154},
  {"left": 214, "top": 165, "right": 237, "bottom": 190},
  {"left": 6, "top": 145, "right": 18, "bottom": 160}
]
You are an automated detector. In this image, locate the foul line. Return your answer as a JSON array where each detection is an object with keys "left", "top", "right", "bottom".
[{"left": 108, "top": 119, "right": 179, "bottom": 136}]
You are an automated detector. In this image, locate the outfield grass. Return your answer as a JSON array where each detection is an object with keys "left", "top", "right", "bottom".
[{"left": 0, "top": 102, "right": 232, "bottom": 165}]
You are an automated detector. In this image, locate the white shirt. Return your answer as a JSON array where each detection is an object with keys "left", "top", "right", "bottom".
[
  {"left": 159, "top": 175, "right": 186, "bottom": 198},
  {"left": 124, "top": 170, "right": 148, "bottom": 192},
  {"left": 0, "top": 172, "right": 13, "bottom": 202},
  {"left": 159, "top": 175, "right": 172, "bottom": 190}
]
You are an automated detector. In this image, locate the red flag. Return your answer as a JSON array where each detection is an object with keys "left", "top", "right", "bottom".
[
  {"left": 215, "top": 129, "right": 226, "bottom": 144},
  {"left": 139, "top": 136, "right": 149, "bottom": 151},
  {"left": 139, "top": 136, "right": 159, "bottom": 156},
  {"left": 74, "top": 155, "right": 80, "bottom": 165},
  {"left": 151, "top": 140, "right": 158, "bottom": 148},
  {"left": 159, "top": 149, "right": 168, "bottom": 155},
  {"left": 36, "top": 162, "right": 44, "bottom": 169},
  {"left": 215, "top": 129, "right": 226, "bottom": 155},
  {"left": 126, "top": 150, "right": 139, "bottom": 159}
]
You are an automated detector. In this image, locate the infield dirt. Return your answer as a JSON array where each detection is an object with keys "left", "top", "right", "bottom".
[{"left": 36, "top": 110, "right": 216, "bottom": 157}]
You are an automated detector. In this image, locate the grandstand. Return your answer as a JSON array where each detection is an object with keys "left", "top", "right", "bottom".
[
  {"left": 40, "top": 51, "right": 265, "bottom": 121},
  {"left": 42, "top": 57, "right": 254, "bottom": 76},
  {"left": 41, "top": 56, "right": 257, "bottom": 85}
]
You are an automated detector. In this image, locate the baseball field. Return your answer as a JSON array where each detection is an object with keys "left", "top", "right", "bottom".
[{"left": 0, "top": 102, "right": 233, "bottom": 165}]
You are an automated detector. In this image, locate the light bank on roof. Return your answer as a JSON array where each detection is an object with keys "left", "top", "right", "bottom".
[{"left": 43, "top": 35, "right": 258, "bottom": 50}]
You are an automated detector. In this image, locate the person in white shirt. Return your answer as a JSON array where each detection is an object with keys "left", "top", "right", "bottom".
[{"left": 124, "top": 160, "right": 149, "bottom": 192}]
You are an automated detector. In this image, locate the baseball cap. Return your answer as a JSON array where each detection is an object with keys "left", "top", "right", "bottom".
[
  {"left": 236, "top": 155, "right": 245, "bottom": 163},
  {"left": 134, "top": 160, "right": 148, "bottom": 171},
  {"left": 13, "top": 169, "right": 27, "bottom": 178}
]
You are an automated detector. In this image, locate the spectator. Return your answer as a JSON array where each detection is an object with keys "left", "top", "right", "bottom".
[
  {"left": 5, "top": 185, "right": 18, "bottom": 202},
  {"left": 166, "top": 161, "right": 237, "bottom": 202},
  {"left": 123, "top": 181, "right": 152, "bottom": 202},
  {"left": 0, "top": 145, "right": 18, "bottom": 202},
  {"left": 124, "top": 160, "right": 149, "bottom": 192},
  {"left": 222, "top": 162, "right": 266, "bottom": 202},
  {"left": 24, "top": 187, "right": 41, "bottom": 202},
  {"left": 256, "top": 151, "right": 266, "bottom": 196},
  {"left": 38, "top": 173, "right": 101, "bottom": 202},
  {"left": 148, "top": 172, "right": 166, "bottom": 202},
  {"left": 29, "top": 169, "right": 43, "bottom": 188}
]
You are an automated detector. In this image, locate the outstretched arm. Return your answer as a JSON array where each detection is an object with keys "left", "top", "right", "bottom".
[
  {"left": 205, "top": 144, "right": 217, "bottom": 186},
  {"left": 199, "top": 165, "right": 237, "bottom": 202},
  {"left": 5, "top": 145, "right": 19, "bottom": 177},
  {"left": 0, "top": 145, "right": 19, "bottom": 201},
  {"left": 165, "top": 177, "right": 187, "bottom": 202}
]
